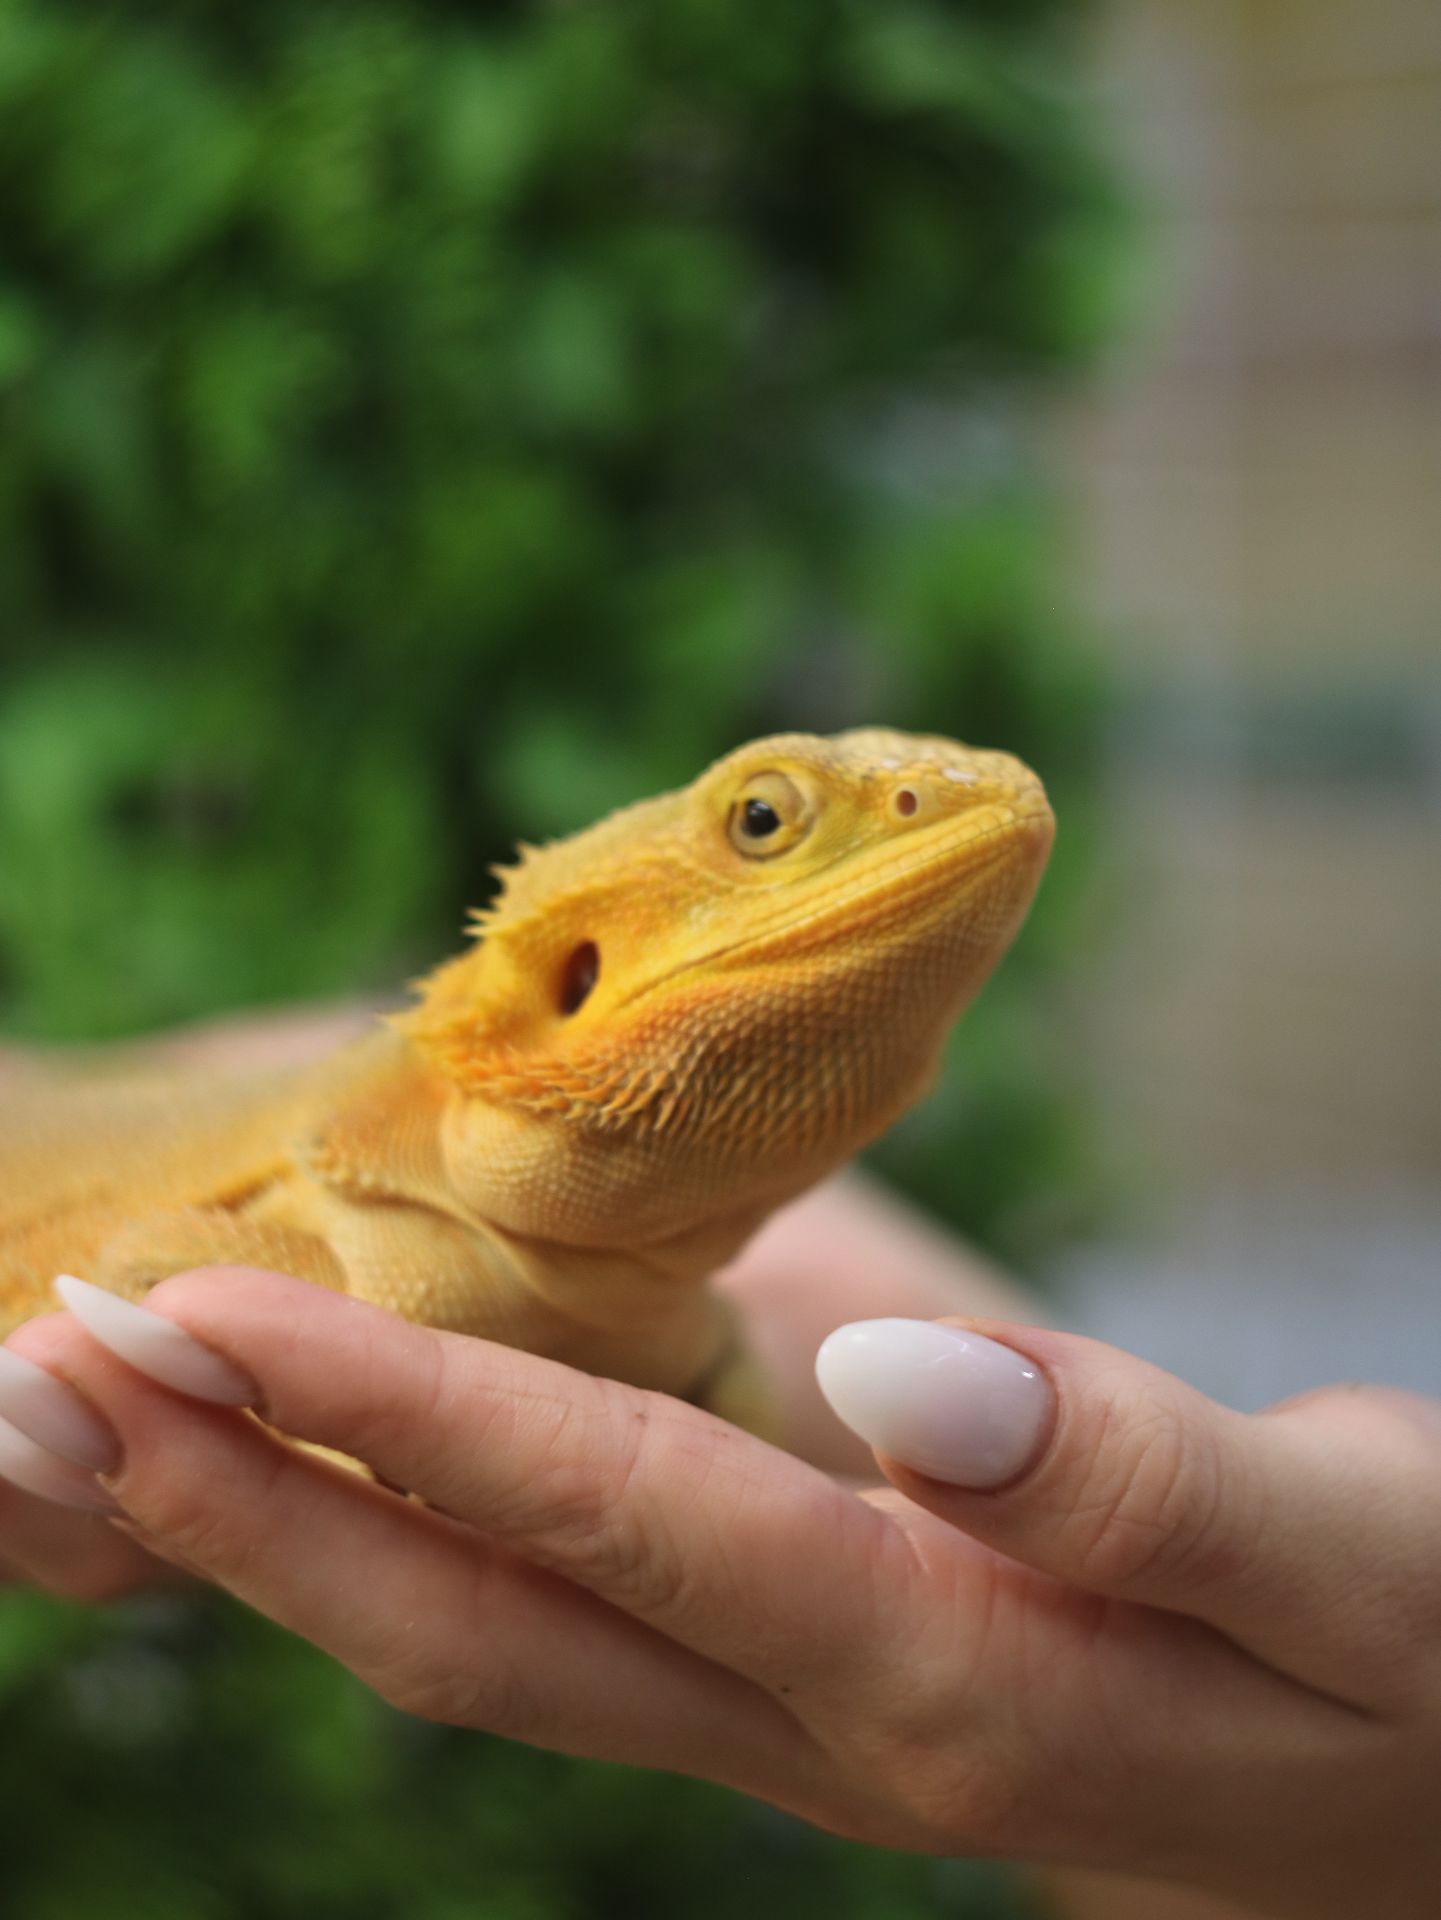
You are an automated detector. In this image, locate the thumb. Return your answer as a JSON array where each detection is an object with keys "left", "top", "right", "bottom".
[{"left": 816, "top": 1317, "right": 1441, "bottom": 1709}]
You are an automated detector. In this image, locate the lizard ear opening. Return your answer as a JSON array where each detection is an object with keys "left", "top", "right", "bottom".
[{"left": 558, "top": 940, "right": 600, "bottom": 1015}]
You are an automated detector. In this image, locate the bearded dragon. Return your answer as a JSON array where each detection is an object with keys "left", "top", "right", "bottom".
[{"left": 0, "top": 729, "right": 1053, "bottom": 1432}]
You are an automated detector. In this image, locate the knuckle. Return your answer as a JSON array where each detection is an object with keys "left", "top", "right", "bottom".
[
  {"left": 124, "top": 1439, "right": 289, "bottom": 1580},
  {"left": 364, "top": 1646, "right": 498, "bottom": 1727},
  {"left": 355, "top": 1572, "right": 548, "bottom": 1735},
  {"left": 514, "top": 1384, "right": 694, "bottom": 1618},
  {"left": 818, "top": 1582, "right": 1038, "bottom": 1855},
  {"left": 858, "top": 1728, "right": 1032, "bottom": 1856},
  {"left": 358, "top": 1641, "right": 460, "bottom": 1722},
  {"left": 132, "top": 1499, "right": 249, "bottom": 1581},
  {"left": 1066, "top": 1392, "right": 1234, "bottom": 1595}
]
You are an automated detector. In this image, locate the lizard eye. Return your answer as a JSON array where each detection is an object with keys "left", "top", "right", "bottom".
[
  {"left": 727, "top": 771, "right": 810, "bottom": 859},
  {"left": 559, "top": 940, "right": 599, "bottom": 1015}
]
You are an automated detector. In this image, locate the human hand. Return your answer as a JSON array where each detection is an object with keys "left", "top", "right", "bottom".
[{"left": 1, "top": 1269, "right": 1436, "bottom": 1919}]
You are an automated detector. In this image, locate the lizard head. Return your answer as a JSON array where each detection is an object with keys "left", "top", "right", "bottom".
[{"left": 399, "top": 729, "right": 1053, "bottom": 1249}]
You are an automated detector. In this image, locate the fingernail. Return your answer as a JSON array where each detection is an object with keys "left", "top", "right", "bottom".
[
  {"left": 53, "top": 1276, "right": 256, "bottom": 1406},
  {"left": 0, "top": 1416, "right": 120, "bottom": 1514},
  {"left": 0, "top": 1347, "right": 121, "bottom": 1472},
  {"left": 815, "top": 1318, "right": 1052, "bottom": 1489}
]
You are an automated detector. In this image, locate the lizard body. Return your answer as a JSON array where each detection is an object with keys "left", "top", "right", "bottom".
[{"left": 0, "top": 729, "right": 1053, "bottom": 1431}]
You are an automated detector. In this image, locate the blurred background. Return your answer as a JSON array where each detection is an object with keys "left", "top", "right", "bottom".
[
  {"left": 0, "top": 2, "right": 1434, "bottom": 1915},
  {"left": 1053, "top": 0, "right": 1441, "bottom": 1410}
]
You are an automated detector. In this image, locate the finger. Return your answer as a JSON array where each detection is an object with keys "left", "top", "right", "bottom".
[
  {"left": 818, "top": 1317, "right": 1441, "bottom": 1708},
  {"left": 0, "top": 1478, "right": 191, "bottom": 1599},
  {"left": 52, "top": 1267, "right": 920, "bottom": 1700},
  {"left": 717, "top": 1172, "right": 1041, "bottom": 1476},
  {"left": 8, "top": 1307, "right": 826, "bottom": 1801},
  {"left": 25, "top": 1293, "right": 1386, "bottom": 1869}
]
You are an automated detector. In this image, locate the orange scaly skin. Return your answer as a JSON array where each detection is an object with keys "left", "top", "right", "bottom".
[{"left": 0, "top": 730, "right": 1053, "bottom": 1431}]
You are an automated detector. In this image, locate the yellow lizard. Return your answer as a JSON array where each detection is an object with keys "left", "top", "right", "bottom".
[{"left": 0, "top": 728, "right": 1052, "bottom": 1432}]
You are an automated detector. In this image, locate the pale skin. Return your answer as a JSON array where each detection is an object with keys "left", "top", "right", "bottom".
[{"left": 1, "top": 1017, "right": 1438, "bottom": 1920}]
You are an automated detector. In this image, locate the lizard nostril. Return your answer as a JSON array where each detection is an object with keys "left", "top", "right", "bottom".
[
  {"left": 559, "top": 940, "right": 600, "bottom": 1015},
  {"left": 893, "top": 786, "right": 920, "bottom": 818}
]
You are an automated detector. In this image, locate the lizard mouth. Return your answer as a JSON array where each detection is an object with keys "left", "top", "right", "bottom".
[{"left": 620, "top": 795, "right": 1055, "bottom": 1006}]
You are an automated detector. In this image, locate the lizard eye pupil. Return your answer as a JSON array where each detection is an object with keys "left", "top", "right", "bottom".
[
  {"left": 741, "top": 799, "right": 781, "bottom": 838},
  {"left": 559, "top": 940, "right": 599, "bottom": 1015},
  {"left": 727, "top": 771, "right": 808, "bottom": 858}
]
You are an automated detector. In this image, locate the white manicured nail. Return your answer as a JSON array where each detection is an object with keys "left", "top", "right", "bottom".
[
  {"left": 54, "top": 1276, "right": 255, "bottom": 1406},
  {"left": 815, "top": 1318, "right": 1052, "bottom": 1488},
  {"left": 0, "top": 1416, "right": 120, "bottom": 1513},
  {"left": 0, "top": 1347, "right": 120, "bottom": 1471}
]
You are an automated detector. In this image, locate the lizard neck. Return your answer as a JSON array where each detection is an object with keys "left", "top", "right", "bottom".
[{"left": 487, "top": 1209, "right": 761, "bottom": 1336}]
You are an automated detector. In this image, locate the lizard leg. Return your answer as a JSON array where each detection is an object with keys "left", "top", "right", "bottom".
[
  {"left": 93, "top": 1209, "right": 350, "bottom": 1302},
  {"left": 93, "top": 1208, "right": 375, "bottom": 1482}
]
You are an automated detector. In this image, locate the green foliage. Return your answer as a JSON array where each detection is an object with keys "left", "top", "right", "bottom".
[
  {"left": 0, "top": 1595, "right": 1044, "bottom": 1920},
  {"left": 0, "top": 0, "right": 1126, "bottom": 1913}
]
